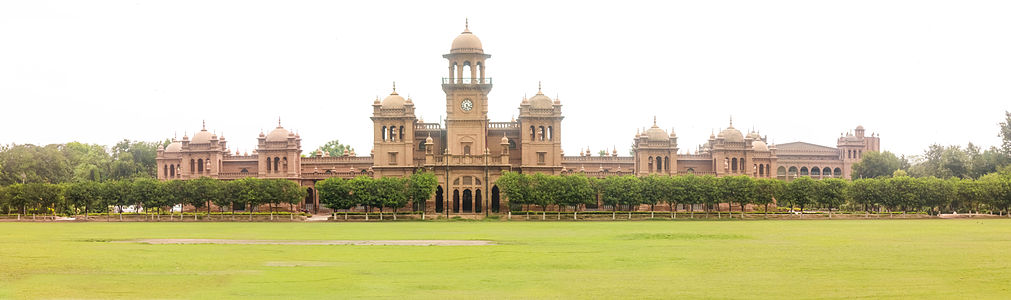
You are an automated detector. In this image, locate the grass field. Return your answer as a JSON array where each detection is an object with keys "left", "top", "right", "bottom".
[{"left": 1, "top": 220, "right": 1010, "bottom": 299}]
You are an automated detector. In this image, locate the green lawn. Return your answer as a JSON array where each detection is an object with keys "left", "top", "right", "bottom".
[{"left": 1, "top": 220, "right": 1009, "bottom": 299}]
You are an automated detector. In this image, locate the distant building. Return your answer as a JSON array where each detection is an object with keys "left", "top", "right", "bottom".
[{"left": 156, "top": 24, "right": 880, "bottom": 214}]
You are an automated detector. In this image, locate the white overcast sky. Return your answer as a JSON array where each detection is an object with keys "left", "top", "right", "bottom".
[{"left": 1, "top": 0, "right": 1009, "bottom": 157}]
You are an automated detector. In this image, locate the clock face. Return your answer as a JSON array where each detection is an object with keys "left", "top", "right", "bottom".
[{"left": 461, "top": 99, "right": 474, "bottom": 111}]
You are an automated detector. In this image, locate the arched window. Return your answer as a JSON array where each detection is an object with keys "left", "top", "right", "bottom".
[
  {"left": 811, "top": 167, "right": 821, "bottom": 176},
  {"left": 529, "top": 126, "right": 535, "bottom": 140},
  {"left": 451, "top": 63, "right": 458, "bottom": 82},
  {"left": 240, "top": 168, "right": 248, "bottom": 173},
  {"left": 731, "top": 158, "right": 738, "bottom": 172},
  {"left": 464, "top": 145, "right": 471, "bottom": 155},
  {"left": 273, "top": 157, "right": 280, "bottom": 172},
  {"left": 399, "top": 126, "right": 404, "bottom": 141},
  {"left": 283, "top": 157, "right": 288, "bottom": 172},
  {"left": 788, "top": 166, "right": 798, "bottom": 177},
  {"left": 547, "top": 126, "right": 553, "bottom": 141},
  {"left": 823, "top": 167, "right": 832, "bottom": 177},
  {"left": 475, "top": 189, "right": 482, "bottom": 213},
  {"left": 170, "top": 164, "right": 176, "bottom": 178},
  {"left": 381, "top": 126, "right": 387, "bottom": 141},
  {"left": 538, "top": 126, "right": 545, "bottom": 141},
  {"left": 767, "top": 165, "right": 771, "bottom": 177},
  {"left": 419, "top": 141, "right": 426, "bottom": 150},
  {"left": 647, "top": 158, "right": 653, "bottom": 172},
  {"left": 664, "top": 156, "right": 670, "bottom": 172},
  {"left": 190, "top": 159, "right": 195, "bottom": 174},
  {"left": 656, "top": 156, "right": 662, "bottom": 172},
  {"left": 265, "top": 158, "right": 271, "bottom": 172},
  {"left": 462, "top": 61, "right": 472, "bottom": 82},
  {"left": 778, "top": 166, "right": 787, "bottom": 179},
  {"left": 435, "top": 186, "right": 444, "bottom": 213},
  {"left": 509, "top": 140, "right": 517, "bottom": 149},
  {"left": 163, "top": 165, "right": 168, "bottom": 177},
  {"left": 197, "top": 159, "right": 204, "bottom": 173},
  {"left": 759, "top": 164, "right": 764, "bottom": 176},
  {"left": 800, "top": 167, "right": 809, "bottom": 176},
  {"left": 834, "top": 168, "right": 842, "bottom": 177}
]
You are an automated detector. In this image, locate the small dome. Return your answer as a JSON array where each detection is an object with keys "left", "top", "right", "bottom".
[
  {"left": 645, "top": 125, "right": 669, "bottom": 142},
  {"left": 856, "top": 125, "right": 865, "bottom": 130},
  {"left": 500, "top": 135, "right": 509, "bottom": 144},
  {"left": 752, "top": 140, "right": 769, "bottom": 152},
  {"left": 450, "top": 25, "right": 483, "bottom": 54},
  {"left": 381, "top": 92, "right": 406, "bottom": 109},
  {"left": 266, "top": 126, "right": 291, "bottom": 142},
  {"left": 719, "top": 127, "right": 744, "bottom": 143},
  {"left": 426, "top": 135, "right": 434, "bottom": 144},
  {"left": 191, "top": 129, "right": 214, "bottom": 144},
  {"left": 165, "top": 141, "right": 182, "bottom": 153},
  {"left": 746, "top": 131, "right": 761, "bottom": 140}
]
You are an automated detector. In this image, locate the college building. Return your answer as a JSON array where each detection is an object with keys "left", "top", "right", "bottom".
[{"left": 155, "top": 24, "right": 880, "bottom": 215}]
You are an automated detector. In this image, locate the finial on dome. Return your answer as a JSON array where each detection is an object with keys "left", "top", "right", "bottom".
[
  {"left": 465, "top": 18, "right": 469, "bottom": 31},
  {"left": 392, "top": 81, "right": 396, "bottom": 93},
  {"left": 202, "top": 120, "right": 206, "bottom": 130},
  {"left": 278, "top": 116, "right": 282, "bottom": 128},
  {"left": 653, "top": 116, "right": 657, "bottom": 126},
  {"left": 538, "top": 81, "right": 542, "bottom": 93},
  {"left": 729, "top": 115, "right": 733, "bottom": 127}
]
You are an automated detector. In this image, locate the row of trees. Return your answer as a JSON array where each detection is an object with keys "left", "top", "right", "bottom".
[
  {"left": 0, "top": 177, "right": 306, "bottom": 216},
  {"left": 496, "top": 171, "right": 1011, "bottom": 216},
  {"left": 315, "top": 172, "right": 438, "bottom": 215},
  {"left": 851, "top": 111, "right": 1011, "bottom": 180},
  {"left": 0, "top": 141, "right": 161, "bottom": 185}
]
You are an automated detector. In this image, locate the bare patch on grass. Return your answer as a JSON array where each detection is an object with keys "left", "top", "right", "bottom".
[
  {"left": 619, "top": 233, "right": 751, "bottom": 240},
  {"left": 118, "top": 239, "right": 494, "bottom": 246}
]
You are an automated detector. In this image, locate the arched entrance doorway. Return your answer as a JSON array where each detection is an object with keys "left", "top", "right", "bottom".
[
  {"left": 435, "top": 186, "right": 444, "bottom": 213},
  {"left": 304, "top": 187, "right": 315, "bottom": 213},
  {"left": 474, "top": 189, "right": 482, "bottom": 213},
  {"left": 491, "top": 185, "right": 500, "bottom": 213},
  {"left": 462, "top": 189, "right": 473, "bottom": 213},
  {"left": 453, "top": 190, "right": 460, "bottom": 213}
]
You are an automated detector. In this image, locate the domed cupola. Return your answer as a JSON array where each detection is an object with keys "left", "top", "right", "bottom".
[
  {"left": 381, "top": 82, "right": 407, "bottom": 109},
  {"left": 190, "top": 121, "right": 214, "bottom": 144},
  {"left": 266, "top": 118, "right": 291, "bottom": 142},
  {"left": 528, "top": 82, "right": 553, "bottom": 109},
  {"left": 718, "top": 117, "right": 744, "bottom": 143},
  {"left": 450, "top": 20, "right": 483, "bottom": 54}
]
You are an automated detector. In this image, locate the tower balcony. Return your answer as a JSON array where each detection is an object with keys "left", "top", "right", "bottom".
[{"left": 442, "top": 77, "right": 492, "bottom": 85}]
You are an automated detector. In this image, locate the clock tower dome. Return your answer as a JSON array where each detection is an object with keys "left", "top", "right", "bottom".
[{"left": 443, "top": 20, "right": 492, "bottom": 155}]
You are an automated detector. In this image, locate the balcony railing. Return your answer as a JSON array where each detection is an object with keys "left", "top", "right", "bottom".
[{"left": 442, "top": 78, "right": 492, "bottom": 85}]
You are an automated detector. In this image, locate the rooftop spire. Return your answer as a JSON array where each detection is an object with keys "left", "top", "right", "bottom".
[
  {"left": 202, "top": 120, "right": 206, "bottom": 130},
  {"left": 392, "top": 81, "right": 397, "bottom": 93},
  {"left": 537, "top": 81, "right": 542, "bottom": 93},
  {"left": 278, "top": 116, "right": 282, "bottom": 128},
  {"left": 465, "top": 18, "right": 469, "bottom": 31},
  {"left": 653, "top": 115, "right": 657, "bottom": 126},
  {"left": 729, "top": 116, "right": 734, "bottom": 127}
]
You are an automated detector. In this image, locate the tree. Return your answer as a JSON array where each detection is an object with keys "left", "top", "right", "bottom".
[
  {"left": 1000, "top": 111, "right": 1011, "bottom": 157},
  {"left": 785, "top": 177, "right": 818, "bottom": 215},
  {"left": 850, "top": 178, "right": 884, "bottom": 212},
  {"left": 496, "top": 172, "right": 531, "bottom": 210},
  {"left": 407, "top": 171, "right": 438, "bottom": 211},
  {"left": 698, "top": 176, "right": 721, "bottom": 217},
  {"left": 885, "top": 175, "right": 917, "bottom": 213},
  {"left": 131, "top": 178, "right": 166, "bottom": 214},
  {"left": 0, "top": 144, "right": 73, "bottom": 185},
  {"left": 754, "top": 178, "right": 785, "bottom": 216},
  {"left": 818, "top": 178, "right": 849, "bottom": 216},
  {"left": 317, "top": 139, "right": 353, "bottom": 157},
  {"left": 65, "top": 181, "right": 102, "bottom": 217},
  {"left": 317, "top": 177, "right": 353, "bottom": 214},
  {"left": 109, "top": 140, "right": 159, "bottom": 180},
  {"left": 558, "top": 174, "right": 595, "bottom": 212},
  {"left": 277, "top": 179, "right": 307, "bottom": 212},
  {"left": 668, "top": 175, "right": 690, "bottom": 218},
  {"left": 191, "top": 177, "right": 224, "bottom": 214},
  {"left": 640, "top": 175, "right": 666, "bottom": 214},
  {"left": 528, "top": 173, "right": 558, "bottom": 212},
  {"left": 376, "top": 177, "right": 408, "bottom": 215},
  {"left": 720, "top": 175, "right": 756, "bottom": 217},
  {"left": 850, "top": 151, "right": 902, "bottom": 179},
  {"left": 601, "top": 175, "right": 641, "bottom": 212},
  {"left": 348, "top": 176, "right": 379, "bottom": 213}
]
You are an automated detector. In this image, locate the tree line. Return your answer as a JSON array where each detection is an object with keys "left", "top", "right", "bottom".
[
  {"left": 315, "top": 172, "right": 438, "bottom": 216},
  {"left": 0, "top": 177, "right": 306, "bottom": 216},
  {"left": 495, "top": 171, "right": 1011, "bottom": 216}
]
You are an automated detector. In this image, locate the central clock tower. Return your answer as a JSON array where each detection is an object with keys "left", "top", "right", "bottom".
[{"left": 443, "top": 22, "right": 492, "bottom": 155}]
